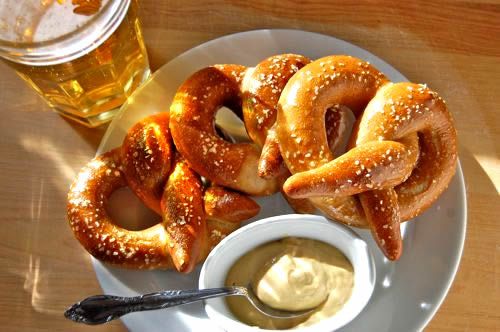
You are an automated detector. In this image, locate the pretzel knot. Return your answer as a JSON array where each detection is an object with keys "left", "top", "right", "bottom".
[
  {"left": 67, "top": 113, "right": 260, "bottom": 272},
  {"left": 277, "top": 55, "right": 458, "bottom": 260}
]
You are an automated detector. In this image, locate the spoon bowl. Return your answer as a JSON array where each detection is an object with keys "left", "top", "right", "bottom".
[{"left": 243, "top": 283, "right": 320, "bottom": 318}]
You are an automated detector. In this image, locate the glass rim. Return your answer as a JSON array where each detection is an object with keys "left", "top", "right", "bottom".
[{"left": 0, "top": 0, "right": 131, "bottom": 66}]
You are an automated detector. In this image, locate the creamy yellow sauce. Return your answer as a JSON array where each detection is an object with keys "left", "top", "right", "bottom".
[{"left": 225, "top": 237, "right": 354, "bottom": 329}]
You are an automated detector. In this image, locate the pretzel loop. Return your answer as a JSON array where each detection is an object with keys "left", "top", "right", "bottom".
[{"left": 68, "top": 113, "right": 260, "bottom": 271}]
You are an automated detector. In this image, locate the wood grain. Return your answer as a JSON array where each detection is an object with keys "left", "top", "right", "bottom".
[{"left": 0, "top": 0, "right": 498, "bottom": 331}]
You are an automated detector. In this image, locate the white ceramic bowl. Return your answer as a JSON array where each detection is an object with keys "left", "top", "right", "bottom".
[{"left": 199, "top": 214, "right": 376, "bottom": 332}]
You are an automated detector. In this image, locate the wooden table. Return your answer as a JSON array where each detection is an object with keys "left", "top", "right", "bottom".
[{"left": 0, "top": 1, "right": 498, "bottom": 331}]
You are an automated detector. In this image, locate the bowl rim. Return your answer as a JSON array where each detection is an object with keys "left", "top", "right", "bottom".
[{"left": 199, "top": 213, "right": 376, "bottom": 332}]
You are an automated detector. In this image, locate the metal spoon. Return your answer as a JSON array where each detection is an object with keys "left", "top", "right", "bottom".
[{"left": 64, "top": 285, "right": 318, "bottom": 325}]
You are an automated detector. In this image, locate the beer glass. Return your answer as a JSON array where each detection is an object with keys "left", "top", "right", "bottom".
[{"left": 0, "top": 0, "right": 150, "bottom": 127}]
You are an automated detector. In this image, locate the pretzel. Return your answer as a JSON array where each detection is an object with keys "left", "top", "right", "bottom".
[
  {"left": 241, "top": 54, "right": 310, "bottom": 177},
  {"left": 67, "top": 113, "right": 260, "bottom": 271},
  {"left": 240, "top": 54, "right": 352, "bottom": 213},
  {"left": 242, "top": 54, "right": 351, "bottom": 179},
  {"left": 121, "top": 113, "right": 173, "bottom": 214},
  {"left": 277, "top": 55, "right": 457, "bottom": 260},
  {"left": 170, "top": 64, "right": 280, "bottom": 196}
]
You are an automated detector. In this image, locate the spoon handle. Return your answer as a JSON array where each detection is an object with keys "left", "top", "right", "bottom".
[{"left": 65, "top": 287, "right": 245, "bottom": 325}]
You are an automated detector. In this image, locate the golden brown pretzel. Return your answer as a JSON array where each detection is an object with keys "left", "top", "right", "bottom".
[
  {"left": 278, "top": 55, "right": 457, "bottom": 260},
  {"left": 161, "top": 158, "right": 261, "bottom": 272},
  {"left": 161, "top": 155, "right": 206, "bottom": 272},
  {"left": 121, "top": 113, "right": 173, "bottom": 214},
  {"left": 242, "top": 54, "right": 351, "bottom": 179},
  {"left": 203, "top": 185, "right": 260, "bottom": 251},
  {"left": 242, "top": 54, "right": 311, "bottom": 178},
  {"left": 67, "top": 113, "right": 260, "bottom": 271},
  {"left": 170, "top": 64, "right": 280, "bottom": 196},
  {"left": 239, "top": 54, "right": 315, "bottom": 213},
  {"left": 67, "top": 148, "right": 174, "bottom": 269},
  {"left": 240, "top": 54, "right": 354, "bottom": 214}
]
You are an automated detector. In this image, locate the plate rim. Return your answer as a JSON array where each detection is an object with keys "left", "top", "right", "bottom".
[{"left": 418, "top": 161, "right": 467, "bottom": 330}]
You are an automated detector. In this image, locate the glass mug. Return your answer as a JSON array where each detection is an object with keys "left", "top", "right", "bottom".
[{"left": 0, "top": 0, "right": 150, "bottom": 127}]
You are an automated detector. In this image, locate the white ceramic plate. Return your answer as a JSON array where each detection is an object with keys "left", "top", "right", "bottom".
[{"left": 94, "top": 29, "right": 467, "bottom": 332}]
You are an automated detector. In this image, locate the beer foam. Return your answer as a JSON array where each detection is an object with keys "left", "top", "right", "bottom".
[{"left": 0, "top": 0, "right": 109, "bottom": 43}]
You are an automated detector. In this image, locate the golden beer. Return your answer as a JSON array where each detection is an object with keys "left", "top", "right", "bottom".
[{"left": 0, "top": 0, "right": 150, "bottom": 127}]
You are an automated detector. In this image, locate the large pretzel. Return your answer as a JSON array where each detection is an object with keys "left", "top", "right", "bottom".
[
  {"left": 67, "top": 113, "right": 260, "bottom": 272},
  {"left": 241, "top": 54, "right": 311, "bottom": 179},
  {"left": 240, "top": 54, "right": 352, "bottom": 213},
  {"left": 242, "top": 54, "right": 351, "bottom": 179},
  {"left": 277, "top": 55, "right": 457, "bottom": 260},
  {"left": 240, "top": 54, "right": 315, "bottom": 213},
  {"left": 170, "top": 64, "right": 281, "bottom": 196}
]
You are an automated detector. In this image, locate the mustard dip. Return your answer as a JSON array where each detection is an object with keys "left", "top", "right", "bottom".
[{"left": 225, "top": 237, "right": 354, "bottom": 329}]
